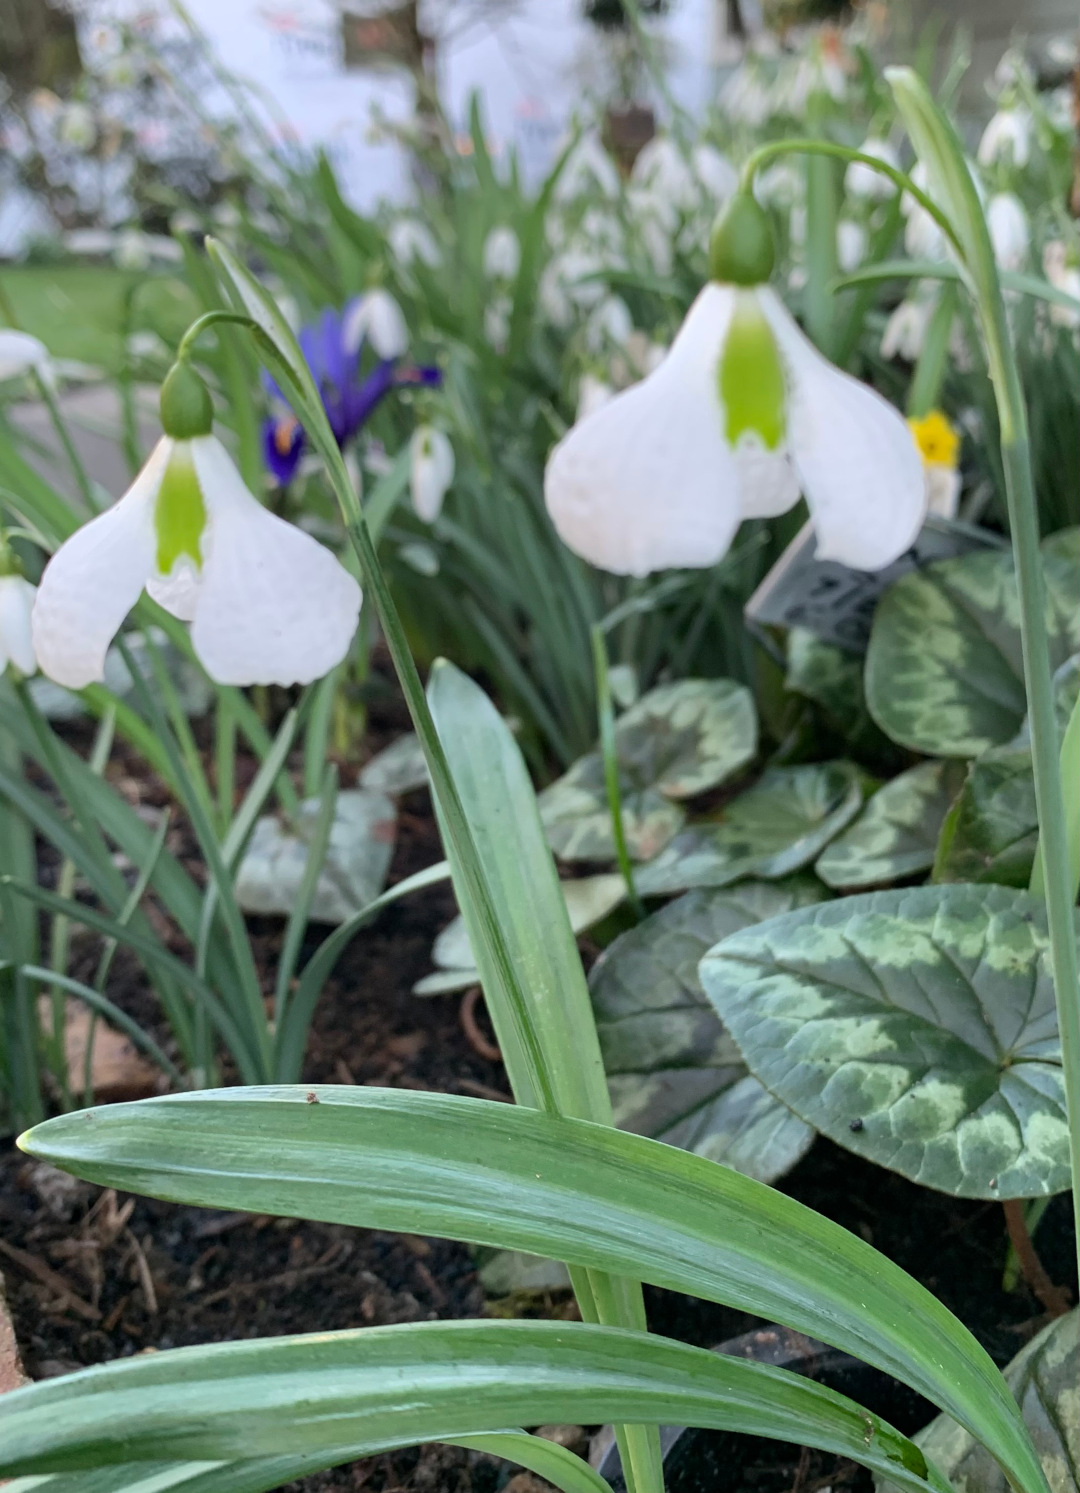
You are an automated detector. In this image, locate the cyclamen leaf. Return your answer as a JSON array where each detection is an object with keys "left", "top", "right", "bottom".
[
  {"left": 700, "top": 884, "right": 1071, "bottom": 1199},
  {"left": 816, "top": 761, "right": 968, "bottom": 890}
]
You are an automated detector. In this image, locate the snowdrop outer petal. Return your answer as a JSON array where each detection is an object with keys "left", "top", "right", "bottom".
[
  {"left": 0, "top": 576, "right": 38, "bottom": 675},
  {"left": 0, "top": 330, "right": 50, "bottom": 382},
  {"left": 844, "top": 138, "right": 900, "bottom": 201},
  {"left": 545, "top": 285, "right": 742, "bottom": 578},
  {"left": 32, "top": 437, "right": 168, "bottom": 688},
  {"left": 343, "top": 290, "right": 408, "bottom": 360},
  {"left": 758, "top": 289, "right": 926, "bottom": 572},
  {"left": 410, "top": 427, "right": 455, "bottom": 523},
  {"left": 483, "top": 226, "right": 521, "bottom": 281},
  {"left": 186, "top": 437, "right": 360, "bottom": 687},
  {"left": 987, "top": 193, "right": 1030, "bottom": 272}
]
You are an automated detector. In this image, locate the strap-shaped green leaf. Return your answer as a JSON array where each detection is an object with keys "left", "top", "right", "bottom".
[
  {"left": 0, "top": 1319, "right": 944, "bottom": 1493},
  {"left": 20, "top": 1087, "right": 1048, "bottom": 1493}
]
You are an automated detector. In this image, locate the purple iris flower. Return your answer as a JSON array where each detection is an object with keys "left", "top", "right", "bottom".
[{"left": 261, "top": 301, "right": 441, "bottom": 486}]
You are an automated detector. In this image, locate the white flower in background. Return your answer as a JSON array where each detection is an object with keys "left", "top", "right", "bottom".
[
  {"left": 545, "top": 197, "right": 924, "bottom": 578},
  {"left": 978, "top": 106, "right": 1033, "bottom": 169},
  {"left": 388, "top": 217, "right": 441, "bottom": 270},
  {"left": 0, "top": 330, "right": 51, "bottom": 383},
  {"left": 1043, "top": 241, "right": 1080, "bottom": 329},
  {"left": 58, "top": 102, "right": 95, "bottom": 151},
  {"left": 692, "top": 145, "right": 738, "bottom": 205},
  {"left": 844, "top": 137, "right": 900, "bottom": 200},
  {"left": 721, "top": 64, "right": 773, "bottom": 128},
  {"left": 114, "top": 229, "right": 151, "bottom": 272},
  {"left": 409, "top": 426, "right": 454, "bottom": 523},
  {"left": 631, "top": 137, "right": 699, "bottom": 213},
  {"left": 639, "top": 213, "right": 674, "bottom": 277},
  {"left": 785, "top": 47, "right": 847, "bottom": 115},
  {"left": 902, "top": 163, "right": 947, "bottom": 261},
  {"left": 881, "top": 294, "right": 936, "bottom": 362},
  {"left": 539, "top": 248, "right": 607, "bottom": 326},
  {"left": 584, "top": 296, "right": 634, "bottom": 354},
  {"left": 837, "top": 220, "right": 868, "bottom": 273},
  {"left": 554, "top": 132, "right": 620, "bottom": 204},
  {"left": 483, "top": 225, "right": 521, "bottom": 281},
  {"left": 987, "top": 192, "right": 1030, "bottom": 271},
  {"left": 484, "top": 294, "right": 511, "bottom": 353},
  {"left": 789, "top": 204, "right": 807, "bottom": 249},
  {"left": 32, "top": 365, "right": 360, "bottom": 689},
  {"left": 993, "top": 49, "right": 1035, "bottom": 93},
  {"left": 577, "top": 374, "right": 615, "bottom": 422},
  {"left": 0, "top": 566, "right": 37, "bottom": 677},
  {"left": 343, "top": 289, "right": 409, "bottom": 360},
  {"left": 756, "top": 161, "right": 802, "bottom": 209}
]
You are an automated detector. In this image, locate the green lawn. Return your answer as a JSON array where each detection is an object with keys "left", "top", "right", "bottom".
[{"left": 0, "top": 265, "right": 199, "bottom": 374}]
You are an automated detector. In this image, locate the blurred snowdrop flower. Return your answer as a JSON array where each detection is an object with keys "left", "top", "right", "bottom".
[
  {"left": 631, "top": 137, "right": 698, "bottom": 213},
  {"left": 388, "top": 217, "right": 441, "bottom": 269},
  {"left": 756, "top": 161, "right": 802, "bottom": 209},
  {"left": 844, "top": 138, "right": 900, "bottom": 200},
  {"left": 0, "top": 330, "right": 51, "bottom": 383},
  {"left": 484, "top": 295, "right": 511, "bottom": 353},
  {"left": 114, "top": 229, "right": 151, "bottom": 272},
  {"left": 977, "top": 107, "right": 1033, "bottom": 169},
  {"left": 720, "top": 64, "right": 773, "bottom": 128},
  {"left": 987, "top": 192, "right": 1030, "bottom": 271},
  {"left": 1043, "top": 241, "right": 1080, "bottom": 328},
  {"left": 545, "top": 194, "right": 924, "bottom": 578},
  {"left": 837, "top": 220, "right": 867, "bottom": 273},
  {"left": 692, "top": 145, "right": 738, "bottom": 205},
  {"left": 540, "top": 248, "right": 606, "bottom": 326},
  {"left": 577, "top": 374, "right": 615, "bottom": 422},
  {"left": 554, "top": 132, "right": 620, "bottom": 204},
  {"left": 33, "top": 363, "right": 360, "bottom": 689},
  {"left": 908, "top": 410, "right": 961, "bottom": 520},
  {"left": 344, "top": 289, "right": 409, "bottom": 360},
  {"left": 59, "top": 102, "right": 95, "bottom": 150},
  {"left": 483, "top": 225, "right": 521, "bottom": 281},
  {"left": 410, "top": 426, "right": 454, "bottom": 523},
  {"left": 0, "top": 551, "right": 37, "bottom": 678},
  {"left": 785, "top": 45, "right": 847, "bottom": 115},
  {"left": 585, "top": 296, "right": 634, "bottom": 354},
  {"left": 881, "top": 293, "right": 936, "bottom": 362},
  {"left": 639, "top": 213, "right": 674, "bottom": 277},
  {"left": 902, "top": 163, "right": 947, "bottom": 261}
]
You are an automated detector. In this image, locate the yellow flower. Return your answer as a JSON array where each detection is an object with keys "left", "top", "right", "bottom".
[{"left": 908, "top": 409, "right": 960, "bottom": 470}]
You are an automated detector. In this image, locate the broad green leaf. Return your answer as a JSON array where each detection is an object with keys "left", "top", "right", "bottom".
[
  {"left": 878, "top": 1309, "right": 1079, "bottom": 1493},
  {"left": 234, "top": 789, "right": 397, "bottom": 924},
  {"left": 538, "top": 679, "right": 757, "bottom": 862},
  {"left": 20, "top": 1086, "right": 1050, "bottom": 1493},
  {"left": 417, "top": 875, "right": 626, "bottom": 996},
  {"left": 785, "top": 629, "right": 885, "bottom": 753},
  {"left": 592, "top": 880, "right": 822, "bottom": 1181},
  {"left": 0, "top": 1317, "right": 947, "bottom": 1493},
  {"left": 635, "top": 763, "right": 862, "bottom": 896},
  {"left": 700, "top": 884, "right": 1070, "bottom": 1199},
  {"left": 815, "top": 761, "right": 968, "bottom": 890},
  {"left": 865, "top": 532, "right": 1080, "bottom": 757}
]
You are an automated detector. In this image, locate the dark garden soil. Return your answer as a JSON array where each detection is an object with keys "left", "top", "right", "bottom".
[{"left": 1, "top": 671, "right": 1076, "bottom": 1493}]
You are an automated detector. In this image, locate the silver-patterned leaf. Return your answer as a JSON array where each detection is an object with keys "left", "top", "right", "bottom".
[
  {"left": 877, "top": 1309, "right": 1078, "bottom": 1493},
  {"left": 635, "top": 762, "right": 863, "bottom": 896},
  {"left": 865, "top": 530, "right": 1080, "bottom": 757},
  {"left": 235, "top": 789, "right": 396, "bottom": 924},
  {"left": 359, "top": 734, "right": 429, "bottom": 795},
  {"left": 592, "top": 880, "right": 824, "bottom": 1183},
  {"left": 700, "top": 884, "right": 1071, "bottom": 1199},
  {"left": 815, "top": 761, "right": 968, "bottom": 890},
  {"left": 538, "top": 678, "right": 757, "bottom": 863}
]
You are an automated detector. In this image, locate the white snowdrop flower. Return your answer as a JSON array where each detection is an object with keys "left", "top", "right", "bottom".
[
  {"left": 409, "top": 426, "right": 454, "bottom": 523},
  {"left": 1043, "top": 241, "right": 1080, "bottom": 329},
  {"left": 987, "top": 192, "right": 1030, "bottom": 272},
  {"left": 640, "top": 214, "right": 674, "bottom": 277},
  {"left": 585, "top": 296, "right": 634, "bottom": 354},
  {"left": 388, "top": 217, "right": 441, "bottom": 270},
  {"left": 114, "top": 230, "right": 151, "bottom": 272},
  {"left": 0, "top": 330, "right": 51, "bottom": 383},
  {"left": 0, "top": 566, "right": 37, "bottom": 677},
  {"left": 578, "top": 207, "right": 625, "bottom": 257},
  {"left": 544, "top": 194, "right": 924, "bottom": 579},
  {"left": 692, "top": 145, "right": 738, "bottom": 206},
  {"left": 540, "top": 248, "right": 606, "bottom": 327},
  {"left": 32, "top": 364, "right": 360, "bottom": 690},
  {"left": 881, "top": 295, "right": 936, "bottom": 362},
  {"left": 789, "top": 204, "right": 807, "bottom": 249},
  {"left": 59, "top": 102, "right": 95, "bottom": 151},
  {"left": 343, "top": 289, "right": 409, "bottom": 360},
  {"left": 837, "top": 220, "right": 867, "bottom": 273},
  {"left": 845, "top": 138, "right": 900, "bottom": 200},
  {"left": 483, "top": 225, "right": 521, "bottom": 281},
  {"left": 904, "top": 201, "right": 947, "bottom": 261},
  {"left": 721, "top": 65, "right": 773, "bottom": 128},
  {"left": 577, "top": 375, "right": 614, "bottom": 423},
  {"left": 484, "top": 295, "right": 511, "bottom": 353},
  {"left": 978, "top": 107, "right": 1033, "bottom": 170},
  {"left": 554, "top": 132, "right": 620, "bottom": 204},
  {"left": 632, "top": 137, "right": 699, "bottom": 214},
  {"left": 756, "top": 161, "right": 802, "bottom": 210}
]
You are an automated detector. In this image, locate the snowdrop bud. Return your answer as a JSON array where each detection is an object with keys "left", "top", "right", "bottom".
[
  {"left": 33, "top": 378, "right": 360, "bottom": 689},
  {"left": 409, "top": 426, "right": 454, "bottom": 523},
  {"left": 343, "top": 290, "right": 408, "bottom": 360},
  {"left": 0, "top": 330, "right": 51, "bottom": 383},
  {"left": 987, "top": 192, "right": 1030, "bottom": 272},
  {"left": 837, "top": 220, "right": 867, "bottom": 273},
  {"left": 483, "top": 225, "right": 521, "bottom": 281},
  {"left": 844, "top": 138, "right": 900, "bottom": 200},
  {"left": 977, "top": 108, "right": 1033, "bottom": 170},
  {"left": 0, "top": 546, "right": 37, "bottom": 677}
]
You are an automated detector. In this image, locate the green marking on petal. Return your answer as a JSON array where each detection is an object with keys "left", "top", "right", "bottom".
[
  {"left": 718, "top": 292, "right": 787, "bottom": 451},
  {"left": 155, "top": 443, "right": 207, "bottom": 577}
]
